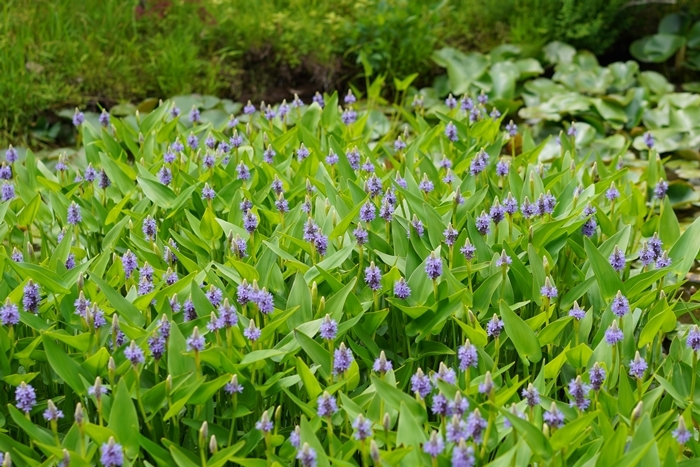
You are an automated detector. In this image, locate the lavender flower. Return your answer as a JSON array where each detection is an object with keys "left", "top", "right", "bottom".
[
  {"left": 452, "top": 441, "right": 476, "bottom": 467},
  {"left": 11, "top": 248, "right": 23, "bottom": 262},
  {"left": 466, "top": 410, "right": 488, "bottom": 443},
  {"left": 296, "top": 144, "right": 310, "bottom": 162},
  {"left": 225, "top": 375, "right": 244, "bottom": 395},
  {"left": 1, "top": 182, "right": 14, "bottom": 201},
  {"left": 411, "top": 368, "right": 432, "bottom": 399},
  {"left": 73, "top": 109, "right": 84, "bottom": 127},
  {"left": 538, "top": 192, "right": 557, "bottom": 215},
  {"left": 445, "top": 122, "right": 458, "bottom": 142},
  {"left": 447, "top": 416, "right": 468, "bottom": 443},
  {"left": 319, "top": 315, "right": 338, "bottom": 340},
  {"left": 656, "top": 250, "right": 672, "bottom": 268},
  {"left": 418, "top": 174, "right": 434, "bottom": 194},
  {"left": 461, "top": 96, "right": 474, "bottom": 111},
  {"left": 360, "top": 201, "right": 376, "bottom": 223},
  {"left": 148, "top": 335, "right": 166, "bottom": 360},
  {"left": 411, "top": 215, "right": 425, "bottom": 236},
  {"left": 654, "top": 179, "right": 668, "bottom": 200},
  {"left": 639, "top": 242, "right": 655, "bottom": 267},
  {"left": 432, "top": 393, "right": 449, "bottom": 416},
  {"left": 445, "top": 93, "right": 457, "bottom": 109},
  {"left": 589, "top": 363, "right": 606, "bottom": 391},
  {"left": 353, "top": 225, "right": 369, "bottom": 246},
  {"left": 236, "top": 162, "right": 250, "bottom": 180},
  {"left": 5, "top": 145, "right": 18, "bottom": 163},
  {"left": 540, "top": 277, "right": 558, "bottom": 299},
  {"left": 478, "top": 372, "right": 494, "bottom": 395},
  {"left": 494, "top": 251, "right": 512, "bottom": 268},
  {"left": 582, "top": 218, "right": 597, "bottom": 237},
  {"left": 312, "top": 92, "right": 325, "bottom": 107},
  {"left": 604, "top": 320, "right": 623, "bottom": 345},
  {"left": 489, "top": 200, "right": 505, "bottom": 224},
  {"left": 447, "top": 393, "right": 469, "bottom": 418},
  {"left": 496, "top": 159, "right": 510, "bottom": 177},
  {"left": 423, "top": 431, "right": 445, "bottom": 458},
  {"left": 460, "top": 239, "right": 476, "bottom": 261},
  {"left": 243, "top": 210, "right": 259, "bottom": 233},
  {"left": 521, "top": 197, "right": 537, "bottom": 219},
  {"left": 522, "top": 384, "right": 540, "bottom": 407},
  {"left": 688, "top": 326, "right": 700, "bottom": 352},
  {"left": 297, "top": 443, "right": 317, "bottom": 467},
  {"left": 158, "top": 166, "right": 172, "bottom": 185},
  {"left": 373, "top": 351, "right": 392, "bottom": 373},
  {"left": 364, "top": 262, "right": 382, "bottom": 291},
  {"left": 394, "top": 137, "right": 406, "bottom": 151},
  {"left": 341, "top": 109, "right": 357, "bottom": 125},
  {"left": 469, "top": 150, "right": 488, "bottom": 176},
  {"left": 67, "top": 202, "right": 82, "bottom": 225},
  {"left": 609, "top": 246, "right": 625, "bottom": 272},
  {"left": 124, "top": 341, "right": 145, "bottom": 366},
  {"left": 628, "top": 351, "right": 648, "bottom": 379},
  {"left": 434, "top": 362, "right": 457, "bottom": 385},
  {"left": 606, "top": 183, "right": 620, "bottom": 201},
  {"left": 543, "top": 403, "right": 564, "bottom": 429},
  {"left": 568, "top": 376, "right": 591, "bottom": 411},
  {"left": 352, "top": 414, "right": 372, "bottom": 440},
  {"left": 100, "top": 438, "right": 124, "bottom": 467},
  {"left": 317, "top": 392, "right": 338, "bottom": 418},
  {"left": 611, "top": 291, "right": 629, "bottom": 318},
  {"left": 0, "top": 300, "right": 19, "bottom": 326},
  {"left": 243, "top": 321, "right": 261, "bottom": 342},
  {"left": 458, "top": 340, "right": 478, "bottom": 371},
  {"left": 189, "top": 106, "right": 201, "bottom": 123},
  {"left": 475, "top": 212, "right": 491, "bottom": 235},
  {"left": 121, "top": 250, "right": 138, "bottom": 279},
  {"left": 643, "top": 131, "right": 654, "bottom": 149},
  {"left": 394, "top": 278, "right": 411, "bottom": 299},
  {"left": 673, "top": 417, "right": 692, "bottom": 445},
  {"left": 486, "top": 314, "right": 504, "bottom": 338},
  {"left": 505, "top": 120, "right": 517, "bottom": 136},
  {"left": 425, "top": 252, "right": 443, "bottom": 280},
  {"left": 22, "top": 280, "right": 40, "bottom": 313},
  {"left": 186, "top": 327, "right": 206, "bottom": 351},
  {"left": 333, "top": 343, "right": 353, "bottom": 375},
  {"left": 243, "top": 101, "right": 255, "bottom": 114},
  {"left": 346, "top": 147, "right": 361, "bottom": 170},
  {"left": 98, "top": 169, "right": 111, "bottom": 189},
  {"left": 567, "top": 122, "right": 577, "bottom": 137},
  {"left": 569, "top": 301, "right": 585, "bottom": 320},
  {"left": 202, "top": 184, "right": 216, "bottom": 201},
  {"left": 15, "top": 382, "right": 36, "bottom": 413}
]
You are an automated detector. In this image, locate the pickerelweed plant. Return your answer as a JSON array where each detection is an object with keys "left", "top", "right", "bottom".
[{"left": 0, "top": 91, "right": 700, "bottom": 467}]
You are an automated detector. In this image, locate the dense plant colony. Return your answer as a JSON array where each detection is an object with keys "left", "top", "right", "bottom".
[{"left": 0, "top": 90, "right": 699, "bottom": 467}]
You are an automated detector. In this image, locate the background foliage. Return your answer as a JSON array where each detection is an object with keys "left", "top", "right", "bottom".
[{"left": 2, "top": 0, "right": 699, "bottom": 146}]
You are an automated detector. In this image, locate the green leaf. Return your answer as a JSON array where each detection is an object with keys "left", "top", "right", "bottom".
[
  {"left": 550, "top": 412, "right": 599, "bottom": 451},
  {"left": 17, "top": 194, "right": 41, "bottom": 226},
  {"left": 296, "top": 357, "right": 322, "bottom": 400},
  {"left": 500, "top": 301, "right": 542, "bottom": 363},
  {"left": 99, "top": 152, "right": 135, "bottom": 195},
  {"left": 89, "top": 273, "right": 145, "bottom": 326},
  {"left": 669, "top": 216, "right": 700, "bottom": 278},
  {"left": 294, "top": 330, "right": 331, "bottom": 379},
  {"left": 109, "top": 379, "right": 140, "bottom": 457},
  {"left": 584, "top": 237, "right": 624, "bottom": 300},
  {"left": 502, "top": 408, "right": 553, "bottom": 460},
  {"left": 41, "top": 335, "right": 90, "bottom": 395},
  {"left": 200, "top": 207, "right": 224, "bottom": 240},
  {"left": 137, "top": 177, "right": 176, "bottom": 208}
]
